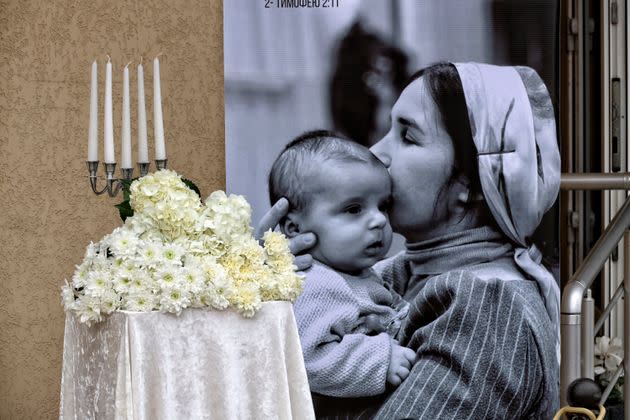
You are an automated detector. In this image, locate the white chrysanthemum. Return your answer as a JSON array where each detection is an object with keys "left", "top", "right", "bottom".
[
  {"left": 183, "top": 254, "right": 205, "bottom": 268},
  {"left": 63, "top": 170, "right": 306, "bottom": 323},
  {"left": 200, "top": 267, "right": 232, "bottom": 309},
  {"left": 111, "top": 257, "right": 126, "bottom": 271},
  {"left": 181, "top": 266, "right": 206, "bottom": 295},
  {"left": 90, "top": 247, "right": 110, "bottom": 270},
  {"left": 109, "top": 228, "right": 140, "bottom": 258},
  {"left": 139, "top": 241, "right": 163, "bottom": 268},
  {"left": 72, "top": 260, "right": 92, "bottom": 288},
  {"left": 84, "top": 242, "right": 99, "bottom": 260},
  {"left": 61, "top": 280, "right": 76, "bottom": 310},
  {"left": 84, "top": 270, "right": 112, "bottom": 298},
  {"left": 72, "top": 294, "right": 102, "bottom": 325},
  {"left": 99, "top": 289, "right": 121, "bottom": 314},
  {"left": 117, "top": 259, "right": 138, "bottom": 276},
  {"left": 112, "top": 268, "right": 134, "bottom": 294},
  {"left": 159, "top": 288, "right": 191, "bottom": 314},
  {"left": 161, "top": 243, "right": 185, "bottom": 266},
  {"left": 154, "top": 266, "right": 182, "bottom": 291},
  {"left": 122, "top": 291, "right": 157, "bottom": 312},
  {"left": 127, "top": 269, "right": 153, "bottom": 294},
  {"left": 99, "top": 230, "right": 115, "bottom": 251}
]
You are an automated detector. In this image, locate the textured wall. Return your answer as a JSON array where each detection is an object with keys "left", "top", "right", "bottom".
[{"left": 0, "top": 0, "right": 224, "bottom": 417}]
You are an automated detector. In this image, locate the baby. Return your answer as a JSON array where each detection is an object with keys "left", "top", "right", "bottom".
[{"left": 268, "top": 130, "right": 416, "bottom": 401}]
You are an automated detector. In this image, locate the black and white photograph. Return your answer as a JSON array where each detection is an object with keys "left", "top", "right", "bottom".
[
  {"left": 7, "top": 0, "right": 630, "bottom": 418},
  {"left": 225, "top": 1, "right": 562, "bottom": 418}
]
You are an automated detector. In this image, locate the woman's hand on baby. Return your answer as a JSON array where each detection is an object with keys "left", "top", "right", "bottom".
[
  {"left": 387, "top": 342, "right": 417, "bottom": 387},
  {"left": 255, "top": 197, "right": 316, "bottom": 271}
]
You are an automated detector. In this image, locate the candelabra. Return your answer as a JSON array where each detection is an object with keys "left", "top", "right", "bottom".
[{"left": 87, "top": 159, "right": 167, "bottom": 196}]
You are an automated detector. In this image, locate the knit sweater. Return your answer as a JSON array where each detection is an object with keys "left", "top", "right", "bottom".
[
  {"left": 371, "top": 227, "right": 560, "bottom": 420},
  {"left": 293, "top": 262, "right": 409, "bottom": 398}
]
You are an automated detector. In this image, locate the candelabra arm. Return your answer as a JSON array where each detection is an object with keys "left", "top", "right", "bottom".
[
  {"left": 89, "top": 176, "right": 110, "bottom": 195},
  {"left": 87, "top": 161, "right": 109, "bottom": 195},
  {"left": 107, "top": 180, "right": 125, "bottom": 197},
  {"left": 104, "top": 162, "right": 123, "bottom": 198},
  {"left": 87, "top": 161, "right": 131, "bottom": 197}
]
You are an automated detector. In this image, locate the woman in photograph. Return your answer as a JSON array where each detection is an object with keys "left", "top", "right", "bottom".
[{"left": 258, "top": 62, "right": 560, "bottom": 419}]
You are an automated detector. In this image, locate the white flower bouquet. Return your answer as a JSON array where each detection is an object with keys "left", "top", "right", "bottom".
[
  {"left": 594, "top": 336, "right": 624, "bottom": 404},
  {"left": 62, "top": 169, "right": 303, "bottom": 324}
]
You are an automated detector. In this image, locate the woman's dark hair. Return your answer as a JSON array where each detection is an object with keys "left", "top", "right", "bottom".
[
  {"left": 330, "top": 22, "right": 408, "bottom": 147},
  {"left": 408, "top": 62, "right": 483, "bottom": 202}
]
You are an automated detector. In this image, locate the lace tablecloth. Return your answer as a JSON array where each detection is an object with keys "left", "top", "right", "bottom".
[{"left": 59, "top": 302, "right": 314, "bottom": 419}]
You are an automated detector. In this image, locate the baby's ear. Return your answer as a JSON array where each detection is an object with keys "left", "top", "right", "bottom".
[{"left": 281, "top": 212, "right": 302, "bottom": 238}]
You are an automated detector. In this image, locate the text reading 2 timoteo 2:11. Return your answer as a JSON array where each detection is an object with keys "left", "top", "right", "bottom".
[{"left": 265, "top": 0, "right": 340, "bottom": 8}]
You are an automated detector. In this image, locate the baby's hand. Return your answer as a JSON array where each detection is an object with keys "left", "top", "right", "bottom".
[{"left": 387, "top": 342, "right": 417, "bottom": 387}]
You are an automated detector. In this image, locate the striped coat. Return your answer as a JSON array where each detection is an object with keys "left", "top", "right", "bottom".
[{"left": 370, "top": 254, "right": 560, "bottom": 420}]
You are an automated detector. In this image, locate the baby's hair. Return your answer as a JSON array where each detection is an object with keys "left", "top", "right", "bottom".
[{"left": 268, "top": 129, "right": 385, "bottom": 212}]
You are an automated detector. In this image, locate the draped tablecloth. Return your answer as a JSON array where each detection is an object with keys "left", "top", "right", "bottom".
[{"left": 59, "top": 302, "right": 315, "bottom": 420}]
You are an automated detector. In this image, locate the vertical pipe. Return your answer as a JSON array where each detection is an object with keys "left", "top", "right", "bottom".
[
  {"left": 624, "top": 231, "right": 630, "bottom": 419},
  {"left": 601, "top": 0, "right": 612, "bottom": 337},
  {"left": 561, "top": 314, "right": 581, "bottom": 406},
  {"left": 582, "top": 289, "right": 595, "bottom": 379},
  {"left": 576, "top": 0, "right": 585, "bottom": 266}
]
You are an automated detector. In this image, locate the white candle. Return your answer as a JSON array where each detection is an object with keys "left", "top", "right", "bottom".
[
  {"left": 87, "top": 60, "right": 98, "bottom": 161},
  {"left": 137, "top": 60, "right": 149, "bottom": 163},
  {"left": 121, "top": 64, "right": 132, "bottom": 168},
  {"left": 104, "top": 56, "right": 115, "bottom": 163},
  {"left": 153, "top": 56, "right": 166, "bottom": 160}
]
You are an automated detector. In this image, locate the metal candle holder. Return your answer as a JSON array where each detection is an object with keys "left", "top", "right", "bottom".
[{"left": 87, "top": 159, "right": 167, "bottom": 197}]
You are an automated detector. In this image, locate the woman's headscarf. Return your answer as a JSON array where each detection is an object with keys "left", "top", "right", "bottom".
[{"left": 453, "top": 62, "right": 561, "bottom": 357}]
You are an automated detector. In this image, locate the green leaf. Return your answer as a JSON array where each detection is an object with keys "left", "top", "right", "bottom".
[
  {"left": 182, "top": 178, "right": 202, "bottom": 200},
  {"left": 115, "top": 178, "right": 136, "bottom": 222},
  {"left": 115, "top": 200, "right": 134, "bottom": 222},
  {"left": 120, "top": 178, "right": 134, "bottom": 201}
]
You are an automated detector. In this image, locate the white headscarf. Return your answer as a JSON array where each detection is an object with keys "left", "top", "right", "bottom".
[{"left": 453, "top": 62, "right": 561, "bottom": 358}]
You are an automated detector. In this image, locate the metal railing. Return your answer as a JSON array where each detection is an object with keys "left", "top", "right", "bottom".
[{"left": 560, "top": 173, "right": 630, "bottom": 417}]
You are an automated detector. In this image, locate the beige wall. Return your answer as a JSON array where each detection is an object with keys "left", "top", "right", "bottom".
[{"left": 0, "top": 1, "right": 224, "bottom": 417}]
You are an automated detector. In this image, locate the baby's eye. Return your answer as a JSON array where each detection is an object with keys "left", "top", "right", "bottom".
[
  {"left": 378, "top": 199, "right": 392, "bottom": 212},
  {"left": 344, "top": 204, "right": 362, "bottom": 215}
]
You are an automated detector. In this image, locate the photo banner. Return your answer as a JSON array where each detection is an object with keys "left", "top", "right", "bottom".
[{"left": 223, "top": 1, "right": 560, "bottom": 417}]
